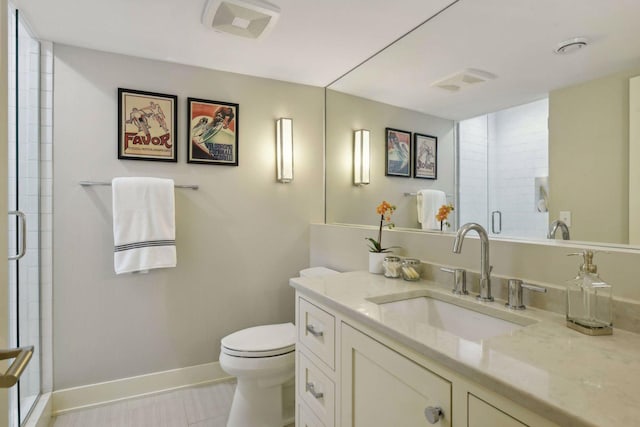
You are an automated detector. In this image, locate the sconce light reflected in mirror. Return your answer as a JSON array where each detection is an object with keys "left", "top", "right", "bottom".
[
  {"left": 354, "top": 129, "right": 370, "bottom": 185},
  {"left": 276, "top": 118, "right": 293, "bottom": 183}
]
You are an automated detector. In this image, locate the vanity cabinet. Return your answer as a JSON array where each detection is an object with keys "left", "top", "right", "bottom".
[
  {"left": 468, "top": 395, "right": 527, "bottom": 427},
  {"left": 295, "top": 293, "right": 558, "bottom": 427},
  {"left": 296, "top": 297, "right": 338, "bottom": 427},
  {"left": 341, "top": 324, "right": 451, "bottom": 426}
]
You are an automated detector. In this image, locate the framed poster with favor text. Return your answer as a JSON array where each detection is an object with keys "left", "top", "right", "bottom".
[
  {"left": 187, "top": 98, "right": 239, "bottom": 165},
  {"left": 118, "top": 88, "right": 177, "bottom": 162},
  {"left": 385, "top": 128, "right": 411, "bottom": 177},
  {"left": 414, "top": 133, "right": 437, "bottom": 179}
]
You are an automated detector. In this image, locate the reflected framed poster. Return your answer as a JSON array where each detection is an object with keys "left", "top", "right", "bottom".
[
  {"left": 414, "top": 133, "right": 437, "bottom": 179},
  {"left": 118, "top": 88, "right": 177, "bottom": 162},
  {"left": 187, "top": 98, "right": 239, "bottom": 166},
  {"left": 385, "top": 128, "right": 411, "bottom": 177}
]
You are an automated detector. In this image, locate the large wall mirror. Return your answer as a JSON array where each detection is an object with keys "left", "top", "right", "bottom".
[{"left": 325, "top": 0, "right": 640, "bottom": 248}]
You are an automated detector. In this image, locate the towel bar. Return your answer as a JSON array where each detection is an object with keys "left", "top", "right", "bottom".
[
  {"left": 80, "top": 181, "right": 199, "bottom": 190},
  {"left": 404, "top": 192, "right": 453, "bottom": 198}
]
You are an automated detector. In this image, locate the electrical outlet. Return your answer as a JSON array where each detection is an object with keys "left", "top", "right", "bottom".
[{"left": 559, "top": 211, "right": 572, "bottom": 227}]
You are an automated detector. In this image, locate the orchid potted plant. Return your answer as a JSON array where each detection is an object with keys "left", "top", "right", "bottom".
[
  {"left": 436, "top": 203, "right": 454, "bottom": 231},
  {"left": 366, "top": 201, "right": 397, "bottom": 273}
]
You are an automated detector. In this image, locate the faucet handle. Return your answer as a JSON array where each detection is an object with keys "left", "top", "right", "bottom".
[
  {"left": 440, "top": 267, "right": 468, "bottom": 295},
  {"left": 506, "top": 279, "right": 547, "bottom": 310}
]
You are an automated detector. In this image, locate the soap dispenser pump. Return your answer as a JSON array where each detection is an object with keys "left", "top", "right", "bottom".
[{"left": 566, "top": 250, "right": 612, "bottom": 335}]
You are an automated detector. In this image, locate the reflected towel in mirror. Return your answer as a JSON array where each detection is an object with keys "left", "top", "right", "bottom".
[{"left": 417, "top": 189, "right": 446, "bottom": 230}]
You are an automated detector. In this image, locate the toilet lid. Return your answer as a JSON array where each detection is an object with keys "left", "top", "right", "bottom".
[{"left": 221, "top": 323, "right": 296, "bottom": 358}]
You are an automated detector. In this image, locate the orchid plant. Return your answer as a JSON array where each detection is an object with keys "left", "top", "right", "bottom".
[
  {"left": 436, "top": 203, "right": 455, "bottom": 230},
  {"left": 365, "top": 201, "right": 397, "bottom": 253}
]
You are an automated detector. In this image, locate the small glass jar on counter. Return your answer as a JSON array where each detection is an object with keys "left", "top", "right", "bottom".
[
  {"left": 401, "top": 258, "right": 421, "bottom": 281},
  {"left": 383, "top": 256, "right": 402, "bottom": 278}
]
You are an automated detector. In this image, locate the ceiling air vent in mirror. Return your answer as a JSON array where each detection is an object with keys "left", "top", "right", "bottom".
[
  {"left": 202, "top": 0, "right": 280, "bottom": 40},
  {"left": 431, "top": 68, "right": 497, "bottom": 92}
]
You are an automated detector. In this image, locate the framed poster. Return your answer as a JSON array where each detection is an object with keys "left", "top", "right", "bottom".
[
  {"left": 385, "top": 128, "right": 411, "bottom": 177},
  {"left": 187, "top": 98, "right": 239, "bottom": 165},
  {"left": 118, "top": 88, "right": 177, "bottom": 162},
  {"left": 413, "top": 133, "right": 437, "bottom": 179}
]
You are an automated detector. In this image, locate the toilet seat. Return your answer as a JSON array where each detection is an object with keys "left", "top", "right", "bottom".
[{"left": 221, "top": 322, "right": 295, "bottom": 358}]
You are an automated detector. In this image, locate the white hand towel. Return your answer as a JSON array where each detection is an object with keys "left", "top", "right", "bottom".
[
  {"left": 417, "top": 189, "right": 447, "bottom": 230},
  {"left": 112, "top": 177, "right": 176, "bottom": 274}
]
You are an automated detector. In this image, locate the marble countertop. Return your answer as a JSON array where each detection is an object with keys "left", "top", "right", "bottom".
[{"left": 290, "top": 271, "right": 640, "bottom": 427}]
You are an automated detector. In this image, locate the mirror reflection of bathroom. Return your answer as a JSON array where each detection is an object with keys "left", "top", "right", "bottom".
[{"left": 458, "top": 98, "right": 549, "bottom": 239}]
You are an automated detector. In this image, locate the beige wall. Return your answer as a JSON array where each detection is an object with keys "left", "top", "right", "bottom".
[
  {"left": 549, "top": 67, "right": 640, "bottom": 244},
  {"left": 53, "top": 45, "right": 324, "bottom": 389},
  {"left": 630, "top": 76, "right": 640, "bottom": 244},
  {"left": 326, "top": 89, "right": 455, "bottom": 229}
]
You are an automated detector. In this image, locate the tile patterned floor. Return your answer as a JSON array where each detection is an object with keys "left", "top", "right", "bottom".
[{"left": 51, "top": 380, "right": 293, "bottom": 427}]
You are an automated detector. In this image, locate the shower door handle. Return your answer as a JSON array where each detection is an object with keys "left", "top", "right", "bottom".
[
  {"left": 0, "top": 346, "right": 33, "bottom": 388},
  {"left": 491, "top": 210, "right": 502, "bottom": 234},
  {"left": 8, "top": 210, "right": 27, "bottom": 260}
]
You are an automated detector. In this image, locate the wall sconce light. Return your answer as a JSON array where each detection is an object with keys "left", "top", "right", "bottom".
[
  {"left": 354, "top": 129, "right": 370, "bottom": 185},
  {"left": 276, "top": 118, "right": 293, "bottom": 183}
]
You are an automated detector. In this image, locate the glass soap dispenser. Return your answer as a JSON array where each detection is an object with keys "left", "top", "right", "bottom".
[{"left": 566, "top": 250, "right": 612, "bottom": 335}]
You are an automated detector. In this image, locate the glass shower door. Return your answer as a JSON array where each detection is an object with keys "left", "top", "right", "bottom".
[{"left": 7, "top": 6, "right": 41, "bottom": 426}]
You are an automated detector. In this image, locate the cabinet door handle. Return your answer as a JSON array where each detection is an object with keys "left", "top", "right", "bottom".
[
  {"left": 305, "top": 382, "right": 324, "bottom": 399},
  {"left": 306, "top": 324, "right": 323, "bottom": 337},
  {"left": 424, "top": 406, "right": 443, "bottom": 424}
]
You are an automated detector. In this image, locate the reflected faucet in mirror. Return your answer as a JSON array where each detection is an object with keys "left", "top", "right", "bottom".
[
  {"left": 548, "top": 220, "right": 570, "bottom": 240},
  {"left": 453, "top": 223, "right": 493, "bottom": 302}
]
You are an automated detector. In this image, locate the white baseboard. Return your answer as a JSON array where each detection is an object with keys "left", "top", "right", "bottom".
[
  {"left": 24, "top": 393, "right": 53, "bottom": 427},
  {"left": 52, "top": 362, "right": 232, "bottom": 415}
]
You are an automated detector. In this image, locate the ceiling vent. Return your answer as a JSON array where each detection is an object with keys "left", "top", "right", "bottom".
[
  {"left": 431, "top": 68, "right": 497, "bottom": 92},
  {"left": 202, "top": 0, "right": 280, "bottom": 40},
  {"left": 554, "top": 37, "right": 589, "bottom": 55}
]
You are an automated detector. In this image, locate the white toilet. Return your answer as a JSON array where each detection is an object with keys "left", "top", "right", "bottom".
[
  {"left": 219, "top": 267, "right": 338, "bottom": 427},
  {"left": 220, "top": 323, "right": 296, "bottom": 427}
]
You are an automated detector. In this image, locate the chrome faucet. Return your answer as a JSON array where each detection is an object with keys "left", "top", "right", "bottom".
[
  {"left": 547, "top": 220, "right": 570, "bottom": 240},
  {"left": 452, "top": 223, "right": 493, "bottom": 302}
]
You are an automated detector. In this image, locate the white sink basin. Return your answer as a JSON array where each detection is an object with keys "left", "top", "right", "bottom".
[{"left": 373, "top": 296, "right": 536, "bottom": 342}]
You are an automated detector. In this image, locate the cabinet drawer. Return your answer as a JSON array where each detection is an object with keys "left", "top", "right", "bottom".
[
  {"left": 298, "top": 351, "right": 335, "bottom": 427},
  {"left": 299, "top": 402, "right": 326, "bottom": 427},
  {"left": 299, "top": 297, "right": 335, "bottom": 369},
  {"left": 468, "top": 394, "right": 527, "bottom": 427}
]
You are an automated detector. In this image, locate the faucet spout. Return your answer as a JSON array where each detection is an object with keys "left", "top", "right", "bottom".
[
  {"left": 452, "top": 223, "right": 493, "bottom": 302},
  {"left": 547, "top": 220, "right": 570, "bottom": 240}
]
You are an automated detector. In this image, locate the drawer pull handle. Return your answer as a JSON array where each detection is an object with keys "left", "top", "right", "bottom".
[
  {"left": 306, "top": 324, "right": 324, "bottom": 337},
  {"left": 306, "top": 382, "right": 324, "bottom": 399},
  {"left": 424, "top": 406, "right": 443, "bottom": 424}
]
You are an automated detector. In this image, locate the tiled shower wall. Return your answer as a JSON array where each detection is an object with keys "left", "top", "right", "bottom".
[
  {"left": 458, "top": 116, "right": 488, "bottom": 228},
  {"left": 488, "top": 99, "right": 549, "bottom": 238},
  {"left": 7, "top": 16, "right": 53, "bottom": 425},
  {"left": 40, "top": 40, "right": 53, "bottom": 394},
  {"left": 458, "top": 99, "right": 548, "bottom": 239}
]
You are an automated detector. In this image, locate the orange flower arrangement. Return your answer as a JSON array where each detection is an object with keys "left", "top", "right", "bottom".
[
  {"left": 436, "top": 203, "right": 454, "bottom": 230},
  {"left": 365, "top": 201, "right": 397, "bottom": 252}
]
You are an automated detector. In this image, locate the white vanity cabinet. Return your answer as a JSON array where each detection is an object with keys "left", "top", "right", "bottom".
[
  {"left": 341, "top": 324, "right": 451, "bottom": 427},
  {"left": 295, "top": 292, "right": 559, "bottom": 427},
  {"left": 296, "top": 296, "right": 338, "bottom": 427}
]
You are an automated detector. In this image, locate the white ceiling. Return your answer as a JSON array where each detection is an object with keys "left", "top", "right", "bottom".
[
  {"left": 12, "top": 0, "right": 456, "bottom": 87},
  {"left": 12, "top": 0, "right": 640, "bottom": 120},
  {"left": 330, "top": 0, "right": 640, "bottom": 120}
]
